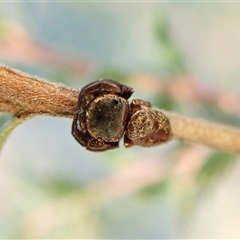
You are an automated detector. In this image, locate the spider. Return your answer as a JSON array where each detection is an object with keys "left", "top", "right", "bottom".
[{"left": 72, "top": 79, "right": 172, "bottom": 152}]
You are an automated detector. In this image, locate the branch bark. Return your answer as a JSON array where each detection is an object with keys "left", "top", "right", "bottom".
[
  {"left": 0, "top": 65, "right": 240, "bottom": 153},
  {"left": 162, "top": 110, "right": 240, "bottom": 154},
  {"left": 0, "top": 65, "right": 79, "bottom": 118}
]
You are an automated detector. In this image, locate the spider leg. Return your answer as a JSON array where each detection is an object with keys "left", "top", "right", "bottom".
[
  {"left": 72, "top": 111, "right": 119, "bottom": 152},
  {"left": 130, "top": 99, "right": 151, "bottom": 114},
  {"left": 78, "top": 79, "right": 134, "bottom": 109},
  {"left": 123, "top": 133, "right": 134, "bottom": 148},
  {"left": 78, "top": 80, "right": 102, "bottom": 109},
  {"left": 100, "top": 79, "right": 134, "bottom": 99},
  {"left": 72, "top": 111, "right": 89, "bottom": 147},
  {"left": 87, "top": 139, "right": 119, "bottom": 152}
]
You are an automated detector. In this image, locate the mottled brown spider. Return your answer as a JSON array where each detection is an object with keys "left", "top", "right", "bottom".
[{"left": 72, "top": 79, "right": 172, "bottom": 152}]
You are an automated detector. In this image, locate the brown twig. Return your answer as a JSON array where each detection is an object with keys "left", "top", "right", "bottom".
[
  {"left": 161, "top": 110, "right": 240, "bottom": 154},
  {"left": 0, "top": 65, "right": 79, "bottom": 118},
  {"left": 0, "top": 65, "right": 240, "bottom": 153}
]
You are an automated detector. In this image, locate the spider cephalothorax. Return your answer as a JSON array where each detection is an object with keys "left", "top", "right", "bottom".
[
  {"left": 72, "top": 79, "right": 172, "bottom": 152},
  {"left": 72, "top": 79, "right": 134, "bottom": 151}
]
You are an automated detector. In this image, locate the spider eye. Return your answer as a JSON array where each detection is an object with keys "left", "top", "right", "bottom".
[{"left": 112, "top": 99, "right": 120, "bottom": 106}]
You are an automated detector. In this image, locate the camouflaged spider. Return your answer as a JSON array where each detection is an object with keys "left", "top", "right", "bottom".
[{"left": 72, "top": 79, "right": 172, "bottom": 152}]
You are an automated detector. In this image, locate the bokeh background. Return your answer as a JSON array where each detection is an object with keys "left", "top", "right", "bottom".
[{"left": 0, "top": 2, "right": 240, "bottom": 238}]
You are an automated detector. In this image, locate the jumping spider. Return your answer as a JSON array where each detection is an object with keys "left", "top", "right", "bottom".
[{"left": 72, "top": 79, "right": 172, "bottom": 152}]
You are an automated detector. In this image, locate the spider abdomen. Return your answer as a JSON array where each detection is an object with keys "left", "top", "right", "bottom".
[{"left": 126, "top": 107, "right": 172, "bottom": 147}]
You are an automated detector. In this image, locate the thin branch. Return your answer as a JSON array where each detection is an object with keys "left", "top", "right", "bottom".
[
  {"left": 161, "top": 110, "right": 240, "bottom": 154},
  {"left": 0, "top": 65, "right": 240, "bottom": 153},
  {"left": 0, "top": 65, "right": 79, "bottom": 118}
]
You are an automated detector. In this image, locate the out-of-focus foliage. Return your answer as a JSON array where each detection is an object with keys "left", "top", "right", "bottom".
[
  {"left": 197, "top": 152, "right": 237, "bottom": 190},
  {"left": 153, "top": 16, "right": 188, "bottom": 77},
  {"left": 0, "top": 113, "right": 25, "bottom": 150},
  {"left": 136, "top": 179, "right": 168, "bottom": 199}
]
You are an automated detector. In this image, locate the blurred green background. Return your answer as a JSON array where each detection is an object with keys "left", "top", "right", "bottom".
[{"left": 0, "top": 2, "right": 240, "bottom": 238}]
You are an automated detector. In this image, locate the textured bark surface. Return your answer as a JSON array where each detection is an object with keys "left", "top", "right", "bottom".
[
  {"left": 0, "top": 65, "right": 79, "bottom": 118},
  {"left": 162, "top": 110, "right": 240, "bottom": 154}
]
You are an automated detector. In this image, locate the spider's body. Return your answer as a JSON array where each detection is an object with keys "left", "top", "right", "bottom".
[{"left": 72, "top": 79, "right": 172, "bottom": 152}]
